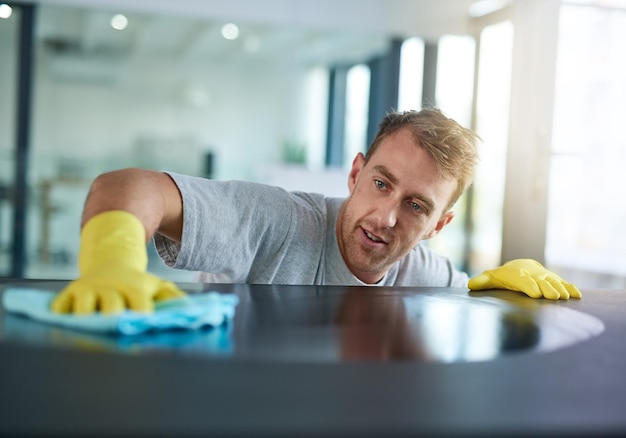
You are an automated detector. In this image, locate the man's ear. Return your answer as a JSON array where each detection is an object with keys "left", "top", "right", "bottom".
[
  {"left": 348, "top": 153, "right": 366, "bottom": 194},
  {"left": 425, "top": 211, "right": 454, "bottom": 240}
]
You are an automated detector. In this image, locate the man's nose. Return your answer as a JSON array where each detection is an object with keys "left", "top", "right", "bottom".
[{"left": 374, "top": 197, "right": 399, "bottom": 228}]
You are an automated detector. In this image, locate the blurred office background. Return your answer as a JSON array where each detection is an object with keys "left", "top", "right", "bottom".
[{"left": 0, "top": 0, "right": 625, "bottom": 287}]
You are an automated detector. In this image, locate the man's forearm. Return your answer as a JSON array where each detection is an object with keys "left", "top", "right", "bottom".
[{"left": 82, "top": 168, "right": 184, "bottom": 243}]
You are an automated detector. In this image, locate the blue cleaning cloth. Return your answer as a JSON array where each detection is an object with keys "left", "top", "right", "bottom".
[{"left": 2, "top": 288, "right": 239, "bottom": 336}]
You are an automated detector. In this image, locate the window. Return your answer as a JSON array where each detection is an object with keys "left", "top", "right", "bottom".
[
  {"left": 469, "top": 21, "right": 513, "bottom": 275},
  {"left": 547, "top": 2, "right": 626, "bottom": 287},
  {"left": 427, "top": 35, "right": 477, "bottom": 271},
  {"left": 343, "top": 64, "right": 370, "bottom": 169},
  {"left": 397, "top": 37, "right": 424, "bottom": 112}
]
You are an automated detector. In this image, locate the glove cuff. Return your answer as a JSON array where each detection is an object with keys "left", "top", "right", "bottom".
[{"left": 79, "top": 210, "right": 148, "bottom": 274}]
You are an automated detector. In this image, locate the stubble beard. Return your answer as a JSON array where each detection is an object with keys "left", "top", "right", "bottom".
[{"left": 339, "top": 206, "right": 394, "bottom": 276}]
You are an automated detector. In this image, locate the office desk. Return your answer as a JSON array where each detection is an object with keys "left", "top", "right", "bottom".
[{"left": 0, "top": 281, "right": 624, "bottom": 437}]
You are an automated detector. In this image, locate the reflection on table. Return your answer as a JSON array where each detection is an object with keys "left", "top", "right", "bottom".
[{"left": 0, "top": 283, "right": 604, "bottom": 364}]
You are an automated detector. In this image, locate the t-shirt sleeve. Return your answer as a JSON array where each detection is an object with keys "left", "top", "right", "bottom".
[{"left": 153, "top": 172, "right": 296, "bottom": 281}]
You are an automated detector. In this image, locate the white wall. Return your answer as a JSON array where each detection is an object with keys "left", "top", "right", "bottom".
[
  {"left": 501, "top": 0, "right": 561, "bottom": 263},
  {"left": 31, "top": 54, "right": 312, "bottom": 182}
]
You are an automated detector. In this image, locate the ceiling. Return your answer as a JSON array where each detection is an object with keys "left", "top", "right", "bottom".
[
  {"left": 21, "top": 0, "right": 626, "bottom": 74},
  {"left": 4, "top": 0, "right": 498, "bottom": 84},
  {"left": 36, "top": 5, "right": 395, "bottom": 68}
]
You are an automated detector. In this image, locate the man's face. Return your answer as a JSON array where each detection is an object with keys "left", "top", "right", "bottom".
[{"left": 337, "top": 127, "right": 457, "bottom": 284}]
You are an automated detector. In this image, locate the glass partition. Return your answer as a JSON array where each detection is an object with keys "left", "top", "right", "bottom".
[
  {"left": 23, "top": 3, "right": 389, "bottom": 280},
  {"left": 0, "top": 4, "right": 18, "bottom": 277}
]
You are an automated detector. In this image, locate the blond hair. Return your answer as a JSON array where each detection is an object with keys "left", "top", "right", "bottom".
[{"left": 365, "top": 108, "right": 479, "bottom": 211}]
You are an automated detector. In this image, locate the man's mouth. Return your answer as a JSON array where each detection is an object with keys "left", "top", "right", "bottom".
[{"left": 364, "top": 229, "right": 385, "bottom": 244}]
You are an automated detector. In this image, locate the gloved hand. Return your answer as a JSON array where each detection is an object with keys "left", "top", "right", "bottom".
[
  {"left": 51, "top": 210, "right": 187, "bottom": 315},
  {"left": 468, "top": 258, "right": 582, "bottom": 300}
]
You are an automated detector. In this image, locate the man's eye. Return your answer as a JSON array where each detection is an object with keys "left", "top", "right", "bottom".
[
  {"left": 375, "top": 180, "right": 386, "bottom": 189},
  {"left": 410, "top": 202, "right": 421, "bottom": 212}
]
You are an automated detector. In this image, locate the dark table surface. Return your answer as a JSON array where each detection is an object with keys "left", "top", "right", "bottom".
[{"left": 0, "top": 280, "right": 625, "bottom": 437}]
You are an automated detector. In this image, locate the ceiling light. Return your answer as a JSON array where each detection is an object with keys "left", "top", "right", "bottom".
[
  {"left": 221, "top": 23, "right": 239, "bottom": 40},
  {"left": 0, "top": 4, "right": 13, "bottom": 19},
  {"left": 110, "top": 14, "right": 128, "bottom": 30}
]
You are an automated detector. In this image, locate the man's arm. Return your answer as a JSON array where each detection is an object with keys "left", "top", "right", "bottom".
[
  {"left": 82, "top": 168, "right": 183, "bottom": 243},
  {"left": 51, "top": 168, "right": 187, "bottom": 315}
]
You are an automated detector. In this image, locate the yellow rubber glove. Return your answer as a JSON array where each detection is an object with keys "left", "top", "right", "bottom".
[
  {"left": 51, "top": 210, "right": 187, "bottom": 315},
  {"left": 468, "top": 258, "right": 582, "bottom": 300}
]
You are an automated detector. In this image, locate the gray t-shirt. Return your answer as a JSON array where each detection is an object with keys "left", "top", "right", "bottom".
[{"left": 154, "top": 172, "right": 469, "bottom": 287}]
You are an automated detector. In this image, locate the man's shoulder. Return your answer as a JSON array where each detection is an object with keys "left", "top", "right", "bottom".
[
  {"left": 403, "top": 242, "right": 449, "bottom": 265},
  {"left": 289, "top": 192, "right": 345, "bottom": 213},
  {"left": 391, "top": 243, "right": 468, "bottom": 287}
]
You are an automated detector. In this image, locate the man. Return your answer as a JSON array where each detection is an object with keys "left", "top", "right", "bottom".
[{"left": 52, "top": 109, "right": 581, "bottom": 315}]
